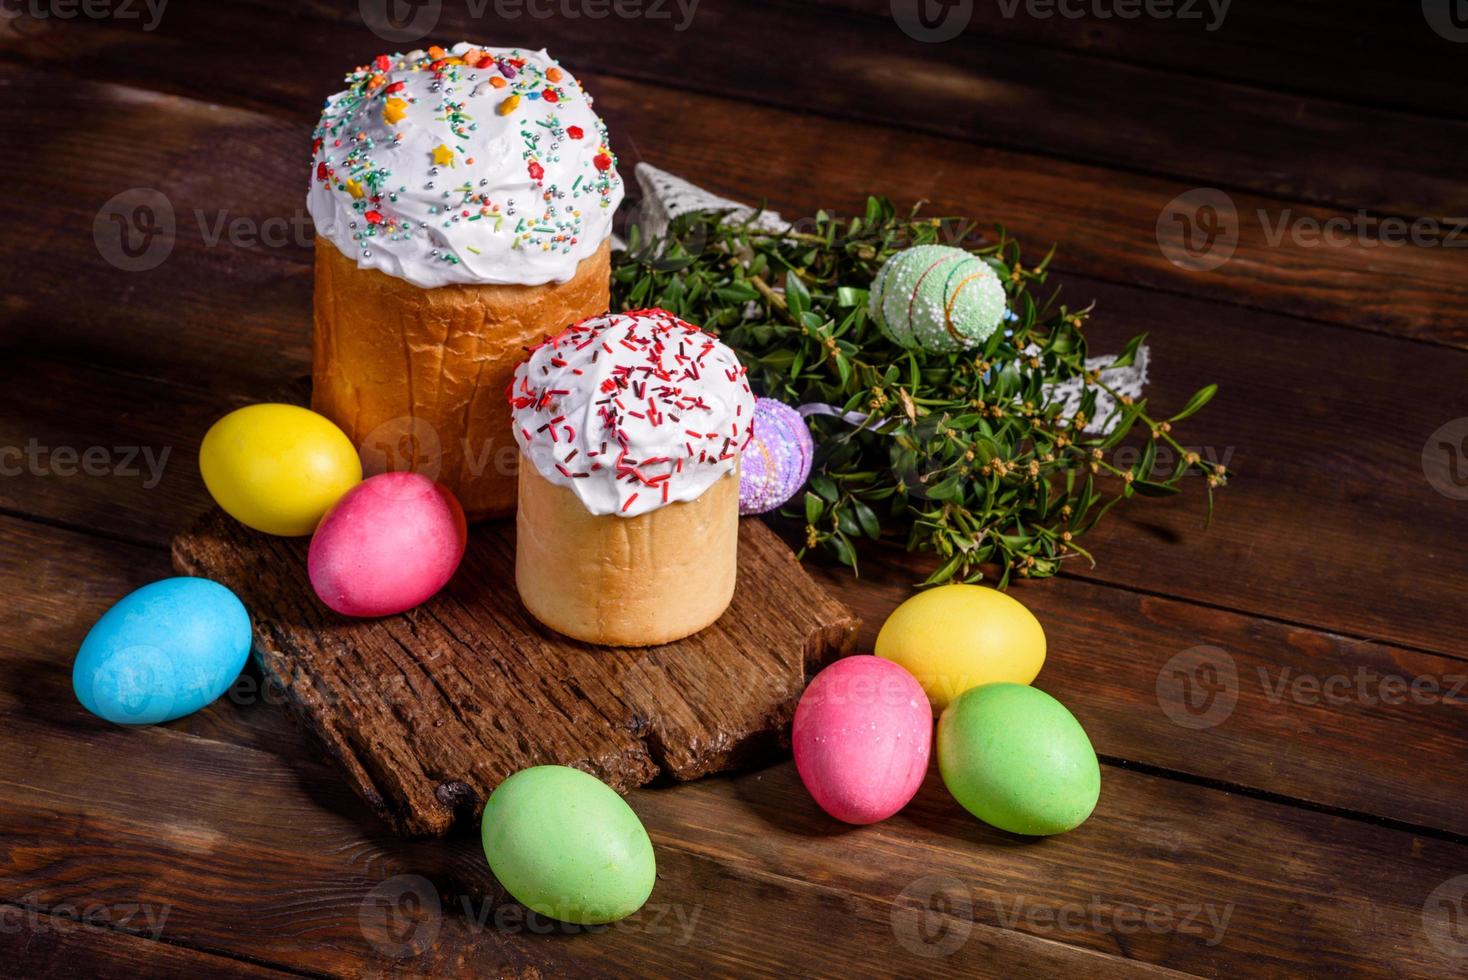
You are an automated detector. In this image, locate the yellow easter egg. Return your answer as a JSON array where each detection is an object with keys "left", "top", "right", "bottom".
[
  {"left": 199, "top": 404, "right": 361, "bottom": 536},
  {"left": 876, "top": 584, "right": 1046, "bottom": 714}
]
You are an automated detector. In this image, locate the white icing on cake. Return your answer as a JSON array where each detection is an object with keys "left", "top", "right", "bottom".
[
  {"left": 509, "top": 309, "right": 755, "bottom": 518},
  {"left": 307, "top": 43, "right": 622, "bottom": 288}
]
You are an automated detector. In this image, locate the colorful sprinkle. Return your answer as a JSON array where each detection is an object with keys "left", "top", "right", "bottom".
[
  {"left": 309, "top": 44, "right": 623, "bottom": 282},
  {"left": 508, "top": 309, "right": 755, "bottom": 518}
]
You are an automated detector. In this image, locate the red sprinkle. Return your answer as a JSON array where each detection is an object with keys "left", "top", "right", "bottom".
[
  {"left": 364, "top": 210, "right": 384, "bottom": 225},
  {"left": 567, "top": 125, "right": 584, "bottom": 140},
  {"left": 373, "top": 54, "right": 391, "bottom": 72}
]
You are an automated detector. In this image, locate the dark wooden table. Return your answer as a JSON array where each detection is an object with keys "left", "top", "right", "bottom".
[{"left": 3, "top": 2, "right": 1467, "bottom": 976}]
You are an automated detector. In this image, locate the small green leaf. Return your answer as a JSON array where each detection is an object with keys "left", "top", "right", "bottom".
[
  {"left": 785, "top": 270, "right": 811, "bottom": 318},
  {"left": 1168, "top": 384, "right": 1218, "bottom": 422},
  {"left": 829, "top": 532, "right": 858, "bottom": 571},
  {"left": 851, "top": 498, "right": 882, "bottom": 540},
  {"left": 810, "top": 473, "right": 839, "bottom": 502},
  {"left": 804, "top": 492, "right": 823, "bottom": 524},
  {"left": 1130, "top": 480, "right": 1181, "bottom": 497},
  {"left": 1108, "top": 333, "right": 1148, "bottom": 369},
  {"left": 923, "top": 552, "right": 965, "bottom": 586}
]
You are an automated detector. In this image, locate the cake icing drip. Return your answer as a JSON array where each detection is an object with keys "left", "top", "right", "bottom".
[
  {"left": 308, "top": 43, "right": 622, "bottom": 288},
  {"left": 509, "top": 309, "right": 755, "bottom": 518}
]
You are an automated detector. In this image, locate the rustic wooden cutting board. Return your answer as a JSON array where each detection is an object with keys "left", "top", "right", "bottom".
[{"left": 172, "top": 509, "right": 857, "bottom": 836}]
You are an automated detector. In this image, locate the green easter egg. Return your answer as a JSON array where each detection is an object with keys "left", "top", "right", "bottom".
[
  {"left": 937, "top": 682, "right": 1100, "bottom": 835},
  {"left": 868, "top": 244, "right": 1006, "bottom": 352},
  {"left": 481, "top": 765, "right": 656, "bottom": 924}
]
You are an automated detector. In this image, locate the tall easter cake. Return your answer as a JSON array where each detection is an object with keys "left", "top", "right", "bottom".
[
  {"left": 509, "top": 309, "right": 756, "bottom": 646},
  {"left": 308, "top": 43, "right": 623, "bottom": 520}
]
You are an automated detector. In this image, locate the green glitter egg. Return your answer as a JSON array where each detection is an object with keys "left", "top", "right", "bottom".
[{"left": 868, "top": 244, "right": 1007, "bottom": 352}]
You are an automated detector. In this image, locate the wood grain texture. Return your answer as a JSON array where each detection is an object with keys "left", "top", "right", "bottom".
[
  {"left": 0, "top": 905, "right": 296, "bottom": 980},
  {"left": 2, "top": 50, "right": 1467, "bottom": 653},
  {"left": 13, "top": 0, "right": 1465, "bottom": 219},
  {"left": 404, "top": 0, "right": 1468, "bottom": 217},
  {"left": 3, "top": 28, "right": 1468, "bottom": 349},
  {"left": 172, "top": 508, "right": 858, "bottom": 836},
  {"left": 0, "top": 710, "right": 1181, "bottom": 978},
  {"left": 0, "top": 684, "right": 1461, "bottom": 977},
  {"left": 9, "top": 225, "right": 1468, "bottom": 665},
  {"left": 804, "top": 0, "right": 1468, "bottom": 120},
  {"left": 2, "top": 5, "right": 1466, "bottom": 977},
  {"left": 7, "top": 442, "right": 1466, "bottom": 846}
]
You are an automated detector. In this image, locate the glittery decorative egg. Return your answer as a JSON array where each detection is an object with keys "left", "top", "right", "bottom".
[
  {"left": 739, "top": 398, "right": 814, "bottom": 515},
  {"left": 869, "top": 245, "right": 1007, "bottom": 352}
]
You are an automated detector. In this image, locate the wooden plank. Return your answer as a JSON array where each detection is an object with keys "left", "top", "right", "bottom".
[
  {"left": 0, "top": 514, "right": 315, "bottom": 761},
  {"left": 0, "top": 904, "right": 297, "bottom": 980},
  {"left": 801, "top": 549, "right": 1468, "bottom": 837},
  {"left": 0, "top": 692, "right": 1458, "bottom": 977},
  {"left": 802, "top": 0, "right": 1468, "bottom": 120},
  {"left": 11, "top": 0, "right": 1463, "bottom": 218},
  {"left": 7, "top": 206, "right": 1468, "bottom": 662},
  {"left": 1038, "top": 271, "right": 1468, "bottom": 655},
  {"left": 172, "top": 507, "right": 858, "bottom": 836},
  {"left": 6, "top": 445, "right": 1466, "bottom": 844},
  {"left": 0, "top": 708, "right": 1169, "bottom": 978},
  {"left": 3, "top": 34, "right": 1467, "bottom": 350}
]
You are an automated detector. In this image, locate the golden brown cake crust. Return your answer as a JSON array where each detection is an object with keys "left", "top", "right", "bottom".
[
  {"left": 515, "top": 462, "right": 740, "bottom": 647},
  {"left": 311, "top": 237, "right": 611, "bottom": 520}
]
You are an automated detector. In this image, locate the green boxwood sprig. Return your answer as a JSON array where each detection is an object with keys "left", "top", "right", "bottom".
[{"left": 611, "top": 197, "right": 1226, "bottom": 587}]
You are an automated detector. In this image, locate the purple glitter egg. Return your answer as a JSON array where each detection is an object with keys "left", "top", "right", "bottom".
[{"left": 739, "top": 398, "right": 815, "bottom": 515}]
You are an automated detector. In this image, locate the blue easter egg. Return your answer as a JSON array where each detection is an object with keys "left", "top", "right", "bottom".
[{"left": 73, "top": 577, "right": 252, "bottom": 725}]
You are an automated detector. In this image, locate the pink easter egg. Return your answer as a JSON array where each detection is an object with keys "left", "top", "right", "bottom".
[
  {"left": 308, "top": 472, "right": 467, "bottom": 617},
  {"left": 792, "top": 655, "right": 933, "bottom": 825}
]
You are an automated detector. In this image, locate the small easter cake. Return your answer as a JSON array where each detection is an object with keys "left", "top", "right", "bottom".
[
  {"left": 308, "top": 43, "right": 622, "bottom": 521},
  {"left": 509, "top": 308, "right": 756, "bottom": 646}
]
